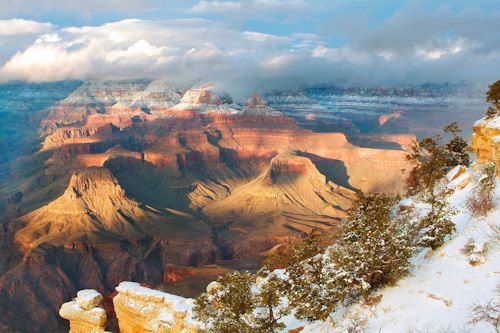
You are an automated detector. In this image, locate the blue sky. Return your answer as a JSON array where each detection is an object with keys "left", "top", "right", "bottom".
[{"left": 0, "top": 0, "right": 499, "bottom": 92}]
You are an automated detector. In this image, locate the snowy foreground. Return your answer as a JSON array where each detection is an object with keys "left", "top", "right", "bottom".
[{"left": 282, "top": 177, "right": 499, "bottom": 333}]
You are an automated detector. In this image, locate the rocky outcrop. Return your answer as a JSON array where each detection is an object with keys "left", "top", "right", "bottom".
[
  {"left": 446, "top": 165, "right": 470, "bottom": 190},
  {"left": 470, "top": 115, "right": 500, "bottom": 174},
  {"left": 59, "top": 290, "right": 108, "bottom": 333},
  {"left": 113, "top": 282, "right": 198, "bottom": 333},
  {"left": 173, "top": 84, "right": 239, "bottom": 114},
  {"left": 243, "top": 93, "right": 282, "bottom": 116}
]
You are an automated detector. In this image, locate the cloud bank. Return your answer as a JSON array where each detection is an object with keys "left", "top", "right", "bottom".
[{"left": 0, "top": 6, "right": 499, "bottom": 96}]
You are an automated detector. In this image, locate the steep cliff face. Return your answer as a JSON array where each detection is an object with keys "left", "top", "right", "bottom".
[{"left": 470, "top": 115, "right": 500, "bottom": 174}]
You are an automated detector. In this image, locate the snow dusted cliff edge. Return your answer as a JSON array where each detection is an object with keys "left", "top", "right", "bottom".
[{"left": 60, "top": 117, "right": 500, "bottom": 333}]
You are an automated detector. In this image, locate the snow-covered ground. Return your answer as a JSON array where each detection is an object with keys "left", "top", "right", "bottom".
[{"left": 285, "top": 175, "right": 499, "bottom": 333}]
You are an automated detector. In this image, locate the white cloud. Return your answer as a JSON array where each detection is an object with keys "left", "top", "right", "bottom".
[
  {"left": 189, "top": 1, "right": 242, "bottom": 14},
  {"left": 0, "top": 18, "right": 52, "bottom": 36},
  {"left": 0, "top": 14, "right": 499, "bottom": 95},
  {"left": 415, "top": 38, "right": 470, "bottom": 60}
]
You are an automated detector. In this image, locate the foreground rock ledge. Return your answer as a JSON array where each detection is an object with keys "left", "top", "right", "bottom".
[
  {"left": 113, "top": 282, "right": 199, "bottom": 333},
  {"left": 59, "top": 289, "right": 108, "bottom": 333}
]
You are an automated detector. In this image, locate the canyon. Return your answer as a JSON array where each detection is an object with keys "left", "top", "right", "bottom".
[{"left": 0, "top": 80, "right": 484, "bottom": 332}]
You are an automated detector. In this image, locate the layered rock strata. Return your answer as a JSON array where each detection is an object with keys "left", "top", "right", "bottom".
[
  {"left": 470, "top": 115, "right": 500, "bottom": 174},
  {"left": 113, "top": 282, "right": 198, "bottom": 333}
]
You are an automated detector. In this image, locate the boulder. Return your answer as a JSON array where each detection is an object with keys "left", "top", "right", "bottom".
[{"left": 75, "top": 289, "right": 104, "bottom": 311}]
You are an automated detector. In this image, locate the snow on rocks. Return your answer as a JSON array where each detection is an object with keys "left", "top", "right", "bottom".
[
  {"left": 59, "top": 290, "right": 108, "bottom": 333},
  {"left": 446, "top": 165, "right": 471, "bottom": 190},
  {"left": 112, "top": 281, "right": 199, "bottom": 333},
  {"left": 75, "top": 289, "right": 104, "bottom": 311},
  {"left": 446, "top": 165, "right": 467, "bottom": 182}
]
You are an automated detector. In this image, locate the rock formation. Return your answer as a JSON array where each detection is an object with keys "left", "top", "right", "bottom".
[
  {"left": 13, "top": 167, "right": 210, "bottom": 250},
  {"left": 243, "top": 93, "right": 282, "bottom": 116},
  {"left": 446, "top": 165, "right": 470, "bottom": 190},
  {"left": 59, "top": 290, "right": 108, "bottom": 333},
  {"left": 173, "top": 84, "right": 239, "bottom": 114},
  {"left": 113, "top": 282, "right": 198, "bottom": 333},
  {"left": 470, "top": 115, "right": 500, "bottom": 174}
]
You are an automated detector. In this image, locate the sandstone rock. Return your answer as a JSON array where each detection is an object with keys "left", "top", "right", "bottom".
[
  {"left": 448, "top": 172, "right": 470, "bottom": 191},
  {"left": 470, "top": 115, "right": 500, "bottom": 175},
  {"left": 13, "top": 167, "right": 212, "bottom": 250},
  {"left": 446, "top": 165, "right": 467, "bottom": 182},
  {"left": 60, "top": 290, "right": 107, "bottom": 333},
  {"left": 75, "top": 289, "right": 104, "bottom": 311},
  {"left": 113, "top": 281, "right": 199, "bottom": 333},
  {"left": 445, "top": 165, "right": 470, "bottom": 190}
]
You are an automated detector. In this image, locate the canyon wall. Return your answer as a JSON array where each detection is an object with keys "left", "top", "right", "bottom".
[{"left": 0, "top": 82, "right": 414, "bottom": 332}]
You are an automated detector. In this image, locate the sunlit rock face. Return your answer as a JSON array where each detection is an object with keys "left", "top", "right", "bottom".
[
  {"left": 59, "top": 290, "right": 107, "bottom": 333},
  {"left": 113, "top": 282, "right": 199, "bottom": 333},
  {"left": 470, "top": 115, "right": 500, "bottom": 174}
]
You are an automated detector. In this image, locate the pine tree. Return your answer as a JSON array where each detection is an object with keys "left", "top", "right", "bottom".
[
  {"left": 485, "top": 80, "right": 500, "bottom": 118},
  {"left": 280, "top": 230, "right": 339, "bottom": 322},
  {"left": 285, "top": 250, "right": 342, "bottom": 321},
  {"left": 254, "top": 271, "right": 289, "bottom": 332},
  {"left": 406, "top": 132, "right": 457, "bottom": 249},
  {"left": 406, "top": 135, "right": 447, "bottom": 195},
  {"left": 486, "top": 106, "right": 497, "bottom": 119},
  {"left": 418, "top": 190, "right": 456, "bottom": 249},
  {"left": 329, "top": 193, "right": 417, "bottom": 302},
  {"left": 262, "top": 229, "right": 325, "bottom": 270},
  {"left": 194, "top": 269, "right": 291, "bottom": 332},
  {"left": 193, "top": 271, "right": 256, "bottom": 333},
  {"left": 444, "top": 122, "right": 470, "bottom": 167},
  {"left": 486, "top": 80, "right": 500, "bottom": 111}
]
